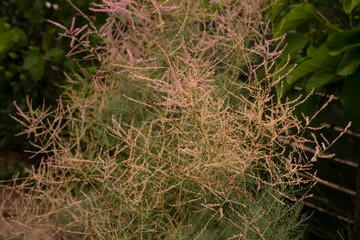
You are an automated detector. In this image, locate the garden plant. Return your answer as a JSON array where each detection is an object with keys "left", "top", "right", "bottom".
[
  {"left": 269, "top": 0, "right": 360, "bottom": 238},
  {"left": 0, "top": 0, "right": 349, "bottom": 239},
  {"left": 270, "top": 0, "right": 360, "bottom": 121}
]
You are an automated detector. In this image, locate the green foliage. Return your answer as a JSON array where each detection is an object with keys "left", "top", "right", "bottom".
[
  {"left": 279, "top": 33, "right": 307, "bottom": 61},
  {"left": 287, "top": 44, "right": 341, "bottom": 86},
  {"left": 269, "top": 0, "right": 360, "bottom": 238},
  {"left": 337, "top": 46, "right": 360, "bottom": 76},
  {"left": 47, "top": 47, "right": 65, "bottom": 62},
  {"left": 1, "top": 1, "right": 329, "bottom": 238},
  {"left": 273, "top": 3, "right": 317, "bottom": 37},
  {"left": 343, "top": 0, "right": 360, "bottom": 14},
  {"left": 0, "top": 0, "right": 104, "bottom": 148},
  {"left": 327, "top": 28, "right": 360, "bottom": 56},
  {"left": 270, "top": 0, "right": 360, "bottom": 122},
  {"left": 23, "top": 49, "right": 45, "bottom": 81},
  {"left": 0, "top": 27, "right": 12, "bottom": 62},
  {"left": 174, "top": 187, "right": 306, "bottom": 240},
  {"left": 10, "top": 27, "right": 28, "bottom": 47}
]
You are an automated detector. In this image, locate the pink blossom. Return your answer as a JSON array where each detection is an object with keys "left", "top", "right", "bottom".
[
  {"left": 126, "top": 48, "right": 134, "bottom": 63},
  {"left": 136, "top": 57, "right": 157, "bottom": 64},
  {"left": 70, "top": 17, "right": 76, "bottom": 32},
  {"left": 70, "top": 38, "right": 76, "bottom": 48},
  {"left": 13, "top": 101, "right": 30, "bottom": 123},
  {"left": 89, "top": 8, "right": 116, "bottom": 13},
  {"left": 47, "top": 20, "right": 67, "bottom": 31},
  {"left": 73, "top": 24, "right": 88, "bottom": 36},
  {"left": 161, "top": 6, "right": 181, "bottom": 11}
]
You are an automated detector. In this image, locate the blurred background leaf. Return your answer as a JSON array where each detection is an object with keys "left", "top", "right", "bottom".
[{"left": 0, "top": 0, "right": 105, "bottom": 150}]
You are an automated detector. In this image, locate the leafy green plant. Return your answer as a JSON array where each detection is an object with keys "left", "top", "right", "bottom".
[
  {"left": 268, "top": 0, "right": 360, "bottom": 238},
  {"left": 0, "top": 0, "right": 105, "bottom": 148},
  {"left": 269, "top": 0, "right": 360, "bottom": 122},
  {"left": 0, "top": 0, "right": 346, "bottom": 239}
]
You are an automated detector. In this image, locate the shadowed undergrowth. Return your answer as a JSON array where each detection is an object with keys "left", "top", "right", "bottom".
[{"left": 0, "top": 1, "right": 346, "bottom": 239}]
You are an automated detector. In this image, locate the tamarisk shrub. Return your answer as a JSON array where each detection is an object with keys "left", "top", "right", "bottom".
[{"left": 1, "top": 0, "right": 349, "bottom": 239}]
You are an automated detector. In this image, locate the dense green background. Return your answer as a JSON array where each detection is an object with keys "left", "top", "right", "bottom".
[
  {"left": 0, "top": 0, "right": 104, "bottom": 149},
  {"left": 269, "top": 0, "right": 360, "bottom": 123}
]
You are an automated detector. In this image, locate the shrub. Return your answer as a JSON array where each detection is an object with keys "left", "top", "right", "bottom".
[
  {"left": 268, "top": 0, "right": 360, "bottom": 122},
  {"left": 1, "top": 1, "right": 345, "bottom": 239}
]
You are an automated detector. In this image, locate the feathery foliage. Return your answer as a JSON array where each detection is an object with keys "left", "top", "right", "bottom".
[{"left": 1, "top": 1, "right": 347, "bottom": 239}]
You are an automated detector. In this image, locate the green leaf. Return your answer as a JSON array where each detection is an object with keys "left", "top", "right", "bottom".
[
  {"left": 280, "top": 33, "right": 307, "bottom": 60},
  {"left": 273, "top": 3, "right": 317, "bottom": 37},
  {"left": 0, "top": 31, "right": 12, "bottom": 62},
  {"left": 287, "top": 58, "right": 324, "bottom": 85},
  {"left": 4, "top": 71, "right": 14, "bottom": 78},
  {"left": 287, "top": 44, "right": 341, "bottom": 85},
  {"left": 306, "top": 45, "right": 317, "bottom": 57},
  {"left": 271, "top": 0, "right": 290, "bottom": 20},
  {"left": 305, "top": 71, "right": 340, "bottom": 93},
  {"left": 23, "top": 50, "right": 45, "bottom": 81},
  {"left": 8, "top": 51, "right": 19, "bottom": 59},
  {"left": 340, "top": 70, "right": 360, "bottom": 122},
  {"left": 47, "top": 48, "right": 65, "bottom": 62},
  {"left": 0, "top": 20, "right": 11, "bottom": 33},
  {"left": 327, "top": 28, "right": 360, "bottom": 56},
  {"left": 10, "top": 27, "right": 28, "bottom": 47},
  {"left": 41, "top": 27, "right": 55, "bottom": 51},
  {"left": 343, "top": 0, "right": 360, "bottom": 14},
  {"left": 29, "top": 46, "right": 40, "bottom": 51},
  {"left": 337, "top": 47, "right": 360, "bottom": 76}
]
